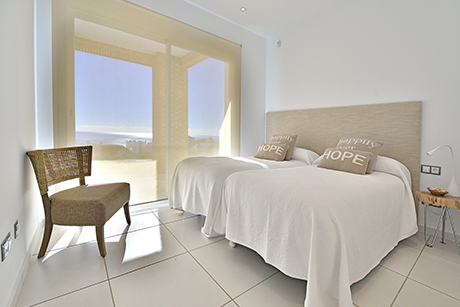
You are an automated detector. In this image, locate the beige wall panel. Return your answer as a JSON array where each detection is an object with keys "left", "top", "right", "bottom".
[{"left": 267, "top": 101, "right": 422, "bottom": 200}]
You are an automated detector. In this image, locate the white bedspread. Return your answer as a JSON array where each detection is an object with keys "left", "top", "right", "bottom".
[
  {"left": 169, "top": 156, "right": 307, "bottom": 237},
  {"left": 223, "top": 157, "right": 418, "bottom": 307}
]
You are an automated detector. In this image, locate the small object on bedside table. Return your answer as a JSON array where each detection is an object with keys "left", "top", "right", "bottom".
[
  {"left": 416, "top": 190, "right": 460, "bottom": 255},
  {"left": 428, "top": 187, "right": 448, "bottom": 197}
]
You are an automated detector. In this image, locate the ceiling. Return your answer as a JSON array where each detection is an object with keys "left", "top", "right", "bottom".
[{"left": 182, "top": 0, "right": 346, "bottom": 38}]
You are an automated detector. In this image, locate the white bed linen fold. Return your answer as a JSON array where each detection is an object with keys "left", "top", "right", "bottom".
[
  {"left": 169, "top": 156, "right": 307, "bottom": 237},
  {"left": 223, "top": 158, "right": 417, "bottom": 307}
]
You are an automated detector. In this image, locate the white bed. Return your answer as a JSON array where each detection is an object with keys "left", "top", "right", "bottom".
[
  {"left": 218, "top": 101, "right": 422, "bottom": 307},
  {"left": 169, "top": 101, "right": 422, "bottom": 306},
  {"left": 223, "top": 156, "right": 417, "bottom": 307},
  {"left": 169, "top": 148, "right": 319, "bottom": 237}
]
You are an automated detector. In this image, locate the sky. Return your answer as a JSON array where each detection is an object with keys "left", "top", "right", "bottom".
[
  {"left": 188, "top": 58, "right": 225, "bottom": 137},
  {"left": 75, "top": 51, "right": 225, "bottom": 138},
  {"left": 75, "top": 51, "right": 153, "bottom": 133}
]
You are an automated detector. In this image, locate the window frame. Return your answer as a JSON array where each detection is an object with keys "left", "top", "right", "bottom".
[{"left": 52, "top": 0, "right": 241, "bottom": 196}]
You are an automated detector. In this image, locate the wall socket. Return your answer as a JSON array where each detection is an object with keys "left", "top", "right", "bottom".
[
  {"left": 421, "top": 164, "right": 441, "bottom": 176},
  {"left": 14, "top": 220, "right": 20, "bottom": 239},
  {"left": 1, "top": 232, "right": 11, "bottom": 262}
]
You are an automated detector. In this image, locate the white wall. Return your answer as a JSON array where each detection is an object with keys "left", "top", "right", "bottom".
[
  {"left": 129, "top": 0, "right": 268, "bottom": 156},
  {"left": 0, "top": 0, "right": 41, "bottom": 306},
  {"left": 35, "top": 0, "right": 54, "bottom": 149},
  {"left": 0, "top": 1, "right": 266, "bottom": 305},
  {"left": 267, "top": 0, "right": 460, "bottom": 231}
]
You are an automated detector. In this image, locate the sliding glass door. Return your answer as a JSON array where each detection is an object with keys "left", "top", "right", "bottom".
[
  {"left": 169, "top": 46, "right": 231, "bottom": 178},
  {"left": 74, "top": 20, "right": 167, "bottom": 204},
  {"left": 53, "top": 0, "right": 241, "bottom": 205}
]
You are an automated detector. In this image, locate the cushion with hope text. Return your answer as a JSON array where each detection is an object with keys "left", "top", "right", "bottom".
[
  {"left": 254, "top": 143, "right": 289, "bottom": 161},
  {"left": 268, "top": 134, "right": 297, "bottom": 161},
  {"left": 336, "top": 138, "right": 383, "bottom": 174},
  {"left": 317, "top": 148, "right": 371, "bottom": 175}
]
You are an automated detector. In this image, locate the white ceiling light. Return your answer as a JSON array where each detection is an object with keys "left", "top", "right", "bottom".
[{"left": 240, "top": 7, "right": 246, "bottom": 12}]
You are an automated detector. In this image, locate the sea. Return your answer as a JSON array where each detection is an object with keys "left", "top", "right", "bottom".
[
  {"left": 76, "top": 131, "right": 152, "bottom": 146},
  {"left": 76, "top": 131, "right": 218, "bottom": 146}
]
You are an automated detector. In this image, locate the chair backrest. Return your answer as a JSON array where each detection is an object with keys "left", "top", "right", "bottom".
[{"left": 27, "top": 146, "right": 93, "bottom": 195}]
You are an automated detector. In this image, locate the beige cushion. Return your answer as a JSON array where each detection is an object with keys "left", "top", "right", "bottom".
[
  {"left": 50, "top": 183, "right": 130, "bottom": 227},
  {"left": 268, "top": 134, "right": 298, "bottom": 160},
  {"left": 318, "top": 148, "right": 371, "bottom": 175},
  {"left": 254, "top": 143, "right": 289, "bottom": 161},
  {"left": 336, "top": 138, "right": 383, "bottom": 173}
]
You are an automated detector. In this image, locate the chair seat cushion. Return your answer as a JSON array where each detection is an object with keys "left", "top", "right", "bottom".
[{"left": 50, "top": 183, "right": 130, "bottom": 227}]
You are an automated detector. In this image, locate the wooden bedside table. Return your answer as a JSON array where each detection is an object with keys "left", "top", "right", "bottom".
[{"left": 415, "top": 191, "right": 460, "bottom": 254}]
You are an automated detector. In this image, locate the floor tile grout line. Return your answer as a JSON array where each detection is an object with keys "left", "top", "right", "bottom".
[
  {"left": 423, "top": 245, "right": 460, "bottom": 264},
  {"left": 36, "top": 221, "right": 162, "bottom": 256},
  {"left": 107, "top": 250, "right": 189, "bottom": 281},
  {"left": 34, "top": 204, "right": 187, "bottom": 259},
  {"left": 388, "top": 240, "right": 426, "bottom": 307},
  {"left": 221, "top": 299, "right": 241, "bottom": 307},
  {"left": 155, "top": 210, "right": 300, "bottom": 306},
  {"left": 187, "top": 237, "right": 226, "bottom": 252},
  {"left": 158, "top": 213, "right": 203, "bottom": 226},
  {"left": 148, "top": 204, "right": 200, "bottom": 226},
  {"left": 187, "top": 250, "right": 235, "bottom": 302},
  {"left": 405, "top": 277, "right": 460, "bottom": 302},
  {"left": 104, "top": 258, "right": 117, "bottom": 307},
  {"left": 25, "top": 206, "right": 242, "bottom": 306},
  {"left": 27, "top": 280, "right": 109, "bottom": 307},
  {"left": 86, "top": 210, "right": 216, "bottom": 282},
  {"left": 230, "top": 271, "right": 280, "bottom": 302},
  {"left": 154, "top": 213, "right": 226, "bottom": 254},
  {"left": 411, "top": 235, "right": 460, "bottom": 296},
  {"left": 388, "top": 235, "right": 460, "bottom": 306},
  {"left": 160, "top": 217, "right": 235, "bottom": 302},
  {"left": 406, "top": 236, "right": 460, "bottom": 302}
]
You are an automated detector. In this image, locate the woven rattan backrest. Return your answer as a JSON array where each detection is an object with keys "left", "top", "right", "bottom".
[{"left": 27, "top": 146, "right": 92, "bottom": 195}]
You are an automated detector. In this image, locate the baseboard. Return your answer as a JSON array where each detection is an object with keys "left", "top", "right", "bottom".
[
  {"left": 419, "top": 223, "right": 460, "bottom": 243},
  {"left": 8, "top": 223, "right": 42, "bottom": 307}
]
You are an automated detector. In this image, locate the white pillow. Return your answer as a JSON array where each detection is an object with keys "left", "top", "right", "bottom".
[
  {"left": 291, "top": 147, "right": 320, "bottom": 165},
  {"left": 373, "top": 156, "right": 411, "bottom": 184}
]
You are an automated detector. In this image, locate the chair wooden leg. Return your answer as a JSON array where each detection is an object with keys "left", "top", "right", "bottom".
[
  {"left": 96, "top": 226, "right": 107, "bottom": 257},
  {"left": 38, "top": 218, "right": 53, "bottom": 258},
  {"left": 38, "top": 194, "right": 53, "bottom": 258},
  {"left": 124, "top": 202, "right": 131, "bottom": 225}
]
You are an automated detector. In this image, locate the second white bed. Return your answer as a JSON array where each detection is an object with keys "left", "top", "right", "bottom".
[{"left": 222, "top": 156, "right": 418, "bottom": 307}]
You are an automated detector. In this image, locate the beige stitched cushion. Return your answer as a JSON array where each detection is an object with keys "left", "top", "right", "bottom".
[
  {"left": 318, "top": 148, "right": 371, "bottom": 175},
  {"left": 336, "top": 138, "right": 383, "bottom": 173},
  {"left": 268, "top": 134, "right": 298, "bottom": 160},
  {"left": 254, "top": 143, "right": 289, "bottom": 161},
  {"left": 50, "top": 182, "right": 130, "bottom": 227}
]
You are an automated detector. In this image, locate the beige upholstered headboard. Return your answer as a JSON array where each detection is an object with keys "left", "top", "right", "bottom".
[{"left": 266, "top": 101, "right": 422, "bottom": 198}]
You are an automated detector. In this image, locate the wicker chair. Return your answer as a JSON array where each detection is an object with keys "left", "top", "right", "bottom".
[{"left": 27, "top": 145, "right": 131, "bottom": 258}]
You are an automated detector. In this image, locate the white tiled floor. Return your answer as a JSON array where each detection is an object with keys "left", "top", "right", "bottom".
[{"left": 15, "top": 201, "right": 460, "bottom": 307}]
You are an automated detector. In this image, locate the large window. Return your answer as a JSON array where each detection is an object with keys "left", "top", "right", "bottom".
[
  {"left": 75, "top": 49, "right": 156, "bottom": 204},
  {"left": 53, "top": 1, "right": 241, "bottom": 204},
  {"left": 188, "top": 58, "right": 226, "bottom": 157}
]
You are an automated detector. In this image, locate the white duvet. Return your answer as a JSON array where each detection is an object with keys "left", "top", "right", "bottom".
[
  {"left": 222, "top": 156, "right": 418, "bottom": 307},
  {"left": 169, "top": 153, "right": 311, "bottom": 237}
]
